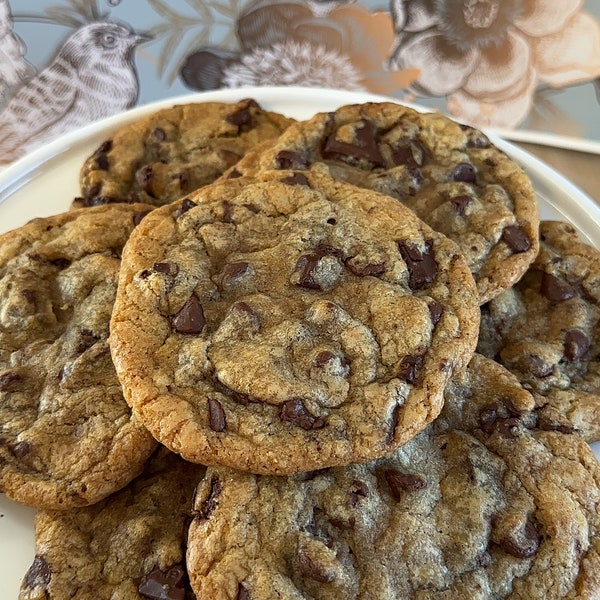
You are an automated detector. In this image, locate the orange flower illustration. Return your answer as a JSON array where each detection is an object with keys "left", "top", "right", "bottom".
[
  {"left": 180, "top": 0, "right": 417, "bottom": 94},
  {"left": 387, "top": 0, "right": 600, "bottom": 129}
]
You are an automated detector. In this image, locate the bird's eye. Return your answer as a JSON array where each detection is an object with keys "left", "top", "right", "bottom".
[{"left": 101, "top": 33, "right": 117, "bottom": 48}]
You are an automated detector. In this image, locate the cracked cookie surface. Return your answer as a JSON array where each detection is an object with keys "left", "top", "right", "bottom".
[
  {"left": 478, "top": 220, "right": 600, "bottom": 442},
  {"left": 223, "top": 101, "right": 539, "bottom": 304},
  {"left": 186, "top": 355, "right": 600, "bottom": 599},
  {"left": 76, "top": 98, "right": 295, "bottom": 208},
  {"left": 0, "top": 204, "right": 157, "bottom": 509},
  {"left": 110, "top": 171, "right": 479, "bottom": 474},
  {"left": 19, "top": 447, "right": 204, "bottom": 600}
]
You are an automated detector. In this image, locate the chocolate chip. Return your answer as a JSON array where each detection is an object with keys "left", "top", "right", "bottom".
[
  {"left": 450, "top": 194, "right": 471, "bottom": 215},
  {"left": 498, "top": 518, "right": 540, "bottom": 559},
  {"left": 398, "top": 240, "right": 437, "bottom": 290},
  {"left": 496, "top": 417, "right": 521, "bottom": 439},
  {"left": 207, "top": 398, "right": 227, "bottom": 432},
  {"left": 176, "top": 198, "right": 197, "bottom": 217},
  {"left": 221, "top": 261, "right": 250, "bottom": 281},
  {"left": 297, "top": 549, "right": 335, "bottom": 583},
  {"left": 349, "top": 479, "right": 369, "bottom": 507},
  {"left": 536, "top": 405, "right": 576, "bottom": 434},
  {"left": 397, "top": 354, "right": 424, "bottom": 384},
  {"left": 451, "top": 162, "right": 477, "bottom": 183},
  {"left": 275, "top": 150, "right": 308, "bottom": 170},
  {"left": 74, "top": 328, "right": 101, "bottom": 355},
  {"left": 196, "top": 476, "right": 222, "bottom": 520},
  {"left": 237, "top": 583, "right": 251, "bottom": 600},
  {"left": 153, "top": 262, "right": 179, "bottom": 276},
  {"left": 563, "top": 329, "right": 590, "bottom": 361},
  {"left": 214, "top": 380, "right": 250, "bottom": 405},
  {"left": 280, "top": 172, "right": 310, "bottom": 186},
  {"left": 153, "top": 127, "right": 166, "bottom": 141},
  {"left": 135, "top": 165, "right": 156, "bottom": 197},
  {"left": 280, "top": 398, "right": 326, "bottom": 430},
  {"left": 222, "top": 200, "right": 234, "bottom": 223},
  {"left": 502, "top": 225, "right": 531, "bottom": 253},
  {"left": 93, "top": 140, "right": 112, "bottom": 170},
  {"left": 460, "top": 124, "right": 491, "bottom": 148},
  {"left": 132, "top": 210, "right": 151, "bottom": 227},
  {"left": 345, "top": 259, "right": 386, "bottom": 277},
  {"left": 220, "top": 149, "right": 242, "bottom": 167},
  {"left": 384, "top": 468, "right": 427, "bottom": 500},
  {"left": 24, "top": 555, "right": 51, "bottom": 589},
  {"left": 540, "top": 272, "right": 576, "bottom": 303},
  {"left": 228, "top": 168, "right": 242, "bottom": 179},
  {"left": 322, "top": 119, "right": 384, "bottom": 168},
  {"left": 138, "top": 564, "right": 186, "bottom": 600},
  {"left": 10, "top": 441, "right": 31, "bottom": 458},
  {"left": 0, "top": 370, "right": 27, "bottom": 392},
  {"left": 226, "top": 106, "right": 253, "bottom": 128},
  {"left": 293, "top": 246, "right": 343, "bottom": 290},
  {"left": 172, "top": 294, "right": 206, "bottom": 334},
  {"left": 479, "top": 403, "right": 499, "bottom": 434},
  {"left": 390, "top": 140, "right": 427, "bottom": 168},
  {"left": 428, "top": 300, "right": 443, "bottom": 326}
]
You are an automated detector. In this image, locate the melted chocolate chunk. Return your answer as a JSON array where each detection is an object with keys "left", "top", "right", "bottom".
[
  {"left": 349, "top": 479, "right": 369, "bottom": 507},
  {"left": 221, "top": 261, "right": 250, "bottom": 282},
  {"left": 428, "top": 300, "right": 443, "bottom": 326},
  {"left": 496, "top": 417, "right": 521, "bottom": 439},
  {"left": 138, "top": 564, "right": 187, "bottom": 600},
  {"left": 451, "top": 162, "right": 477, "bottom": 183},
  {"left": 384, "top": 468, "right": 427, "bottom": 500},
  {"left": 135, "top": 165, "right": 156, "bottom": 196},
  {"left": 172, "top": 294, "right": 206, "bottom": 334},
  {"left": 196, "top": 476, "right": 223, "bottom": 520},
  {"left": 280, "top": 172, "right": 310, "bottom": 186},
  {"left": 502, "top": 225, "right": 531, "bottom": 253},
  {"left": 293, "top": 246, "right": 343, "bottom": 290},
  {"left": 540, "top": 272, "right": 577, "bottom": 303},
  {"left": 322, "top": 119, "right": 384, "bottom": 168},
  {"left": 74, "top": 328, "right": 101, "bottom": 355},
  {"left": 207, "top": 397, "right": 227, "bottom": 432},
  {"left": 298, "top": 548, "right": 336, "bottom": 583},
  {"left": 226, "top": 105, "right": 254, "bottom": 128},
  {"left": 237, "top": 583, "right": 251, "bottom": 600},
  {"left": 275, "top": 150, "right": 309, "bottom": 170},
  {"left": 563, "top": 329, "right": 590, "bottom": 361},
  {"left": 390, "top": 140, "right": 427, "bottom": 168},
  {"left": 153, "top": 262, "right": 179, "bottom": 276},
  {"left": 450, "top": 194, "right": 471, "bottom": 215},
  {"left": 397, "top": 354, "right": 424, "bottom": 384},
  {"left": 10, "top": 440, "right": 31, "bottom": 458},
  {"left": 93, "top": 140, "right": 112, "bottom": 170},
  {"left": 280, "top": 398, "right": 326, "bottom": 430},
  {"left": 398, "top": 240, "right": 437, "bottom": 290},
  {"left": 24, "top": 555, "right": 52, "bottom": 589},
  {"left": 345, "top": 259, "right": 386, "bottom": 278},
  {"left": 132, "top": 210, "right": 151, "bottom": 227},
  {"left": 498, "top": 518, "right": 540, "bottom": 559},
  {"left": 176, "top": 198, "right": 197, "bottom": 217},
  {"left": 228, "top": 168, "right": 242, "bottom": 179},
  {"left": 153, "top": 127, "right": 166, "bottom": 141}
]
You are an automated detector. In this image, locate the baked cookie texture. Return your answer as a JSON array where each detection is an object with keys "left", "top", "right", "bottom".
[
  {"left": 223, "top": 102, "right": 540, "bottom": 304},
  {"left": 19, "top": 447, "right": 204, "bottom": 600},
  {"left": 478, "top": 221, "right": 600, "bottom": 442},
  {"left": 76, "top": 98, "right": 295, "bottom": 208},
  {"left": 0, "top": 204, "right": 157, "bottom": 509},
  {"left": 109, "top": 170, "right": 480, "bottom": 474},
  {"left": 186, "top": 355, "right": 600, "bottom": 599}
]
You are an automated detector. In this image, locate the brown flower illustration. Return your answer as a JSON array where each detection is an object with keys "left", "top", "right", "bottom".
[
  {"left": 387, "top": 0, "right": 600, "bottom": 129},
  {"left": 181, "top": 0, "right": 417, "bottom": 94}
]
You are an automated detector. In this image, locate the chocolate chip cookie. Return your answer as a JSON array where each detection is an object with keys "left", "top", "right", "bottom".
[
  {"left": 223, "top": 101, "right": 539, "bottom": 304},
  {"left": 186, "top": 354, "right": 600, "bottom": 599},
  {"left": 110, "top": 170, "right": 479, "bottom": 475},
  {"left": 478, "top": 220, "right": 600, "bottom": 442},
  {"left": 19, "top": 447, "right": 204, "bottom": 600},
  {"left": 0, "top": 203, "right": 157, "bottom": 509},
  {"left": 76, "top": 98, "right": 295, "bottom": 208}
]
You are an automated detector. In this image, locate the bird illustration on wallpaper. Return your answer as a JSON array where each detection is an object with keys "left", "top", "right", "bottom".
[{"left": 0, "top": 14, "right": 149, "bottom": 165}]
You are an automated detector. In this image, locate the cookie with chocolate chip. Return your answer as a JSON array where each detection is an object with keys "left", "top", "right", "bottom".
[
  {"left": 478, "top": 220, "right": 600, "bottom": 442},
  {"left": 19, "top": 447, "right": 204, "bottom": 600},
  {"left": 0, "top": 203, "right": 157, "bottom": 509},
  {"left": 222, "top": 101, "right": 539, "bottom": 304},
  {"left": 109, "top": 170, "right": 480, "bottom": 475},
  {"left": 186, "top": 354, "right": 600, "bottom": 599},
  {"left": 76, "top": 98, "right": 295, "bottom": 208}
]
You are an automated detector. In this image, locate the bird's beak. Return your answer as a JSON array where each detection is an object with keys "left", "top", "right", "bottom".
[{"left": 133, "top": 31, "right": 153, "bottom": 44}]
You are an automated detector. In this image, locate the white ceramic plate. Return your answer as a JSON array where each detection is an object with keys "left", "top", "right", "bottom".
[{"left": 0, "top": 86, "right": 599, "bottom": 598}]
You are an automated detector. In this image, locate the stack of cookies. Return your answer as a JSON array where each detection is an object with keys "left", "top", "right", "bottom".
[{"left": 2, "top": 97, "right": 599, "bottom": 599}]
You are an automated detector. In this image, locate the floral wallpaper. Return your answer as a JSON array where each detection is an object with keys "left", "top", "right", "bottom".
[{"left": 1, "top": 0, "right": 599, "bottom": 165}]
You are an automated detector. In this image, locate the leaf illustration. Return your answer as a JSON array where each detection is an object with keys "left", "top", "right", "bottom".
[
  {"left": 0, "top": 0, "right": 35, "bottom": 101},
  {"left": 147, "top": 0, "right": 241, "bottom": 84}
]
